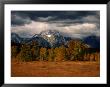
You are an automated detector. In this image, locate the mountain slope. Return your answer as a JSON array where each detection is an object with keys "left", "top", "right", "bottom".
[
  {"left": 11, "top": 33, "right": 22, "bottom": 43},
  {"left": 83, "top": 35, "right": 100, "bottom": 48},
  {"left": 11, "top": 30, "right": 100, "bottom": 48}
]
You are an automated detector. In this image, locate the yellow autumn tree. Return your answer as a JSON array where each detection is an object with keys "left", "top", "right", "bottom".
[
  {"left": 17, "top": 44, "right": 33, "bottom": 62},
  {"left": 40, "top": 47, "right": 47, "bottom": 61},
  {"left": 48, "top": 48, "right": 55, "bottom": 61},
  {"left": 54, "top": 45, "right": 66, "bottom": 61},
  {"left": 11, "top": 46, "right": 20, "bottom": 58},
  {"left": 67, "top": 40, "right": 84, "bottom": 61},
  {"left": 31, "top": 41, "right": 40, "bottom": 61}
]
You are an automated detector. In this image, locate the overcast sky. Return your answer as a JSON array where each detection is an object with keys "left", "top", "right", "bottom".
[{"left": 11, "top": 11, "right": 100, "bottom": 38}]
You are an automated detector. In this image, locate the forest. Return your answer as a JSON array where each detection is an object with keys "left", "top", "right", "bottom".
[{"left": 11, "top": 40, "right": 100, "bottom": 62}]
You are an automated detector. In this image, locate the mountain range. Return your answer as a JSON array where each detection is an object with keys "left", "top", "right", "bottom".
[{"left": 11, "top": 30, "right": 100, "bottom": 48}]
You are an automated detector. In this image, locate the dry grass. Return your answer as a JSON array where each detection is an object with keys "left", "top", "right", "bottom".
[{"left": 11, "top": 59, "right": 100, "bottom": 77}]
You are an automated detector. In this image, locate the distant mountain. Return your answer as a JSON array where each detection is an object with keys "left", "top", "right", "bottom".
[
  {"left": 27, "top": 36, "right": 50, "bottom": 47},
  {"left": 11, "top": 33, "right": 22, "bottom": 43},
  {"left": 83, "top": 35, "right": 100, "bottom": 48},
  {"left": 11, "top": 30, "right": 66, "bottom": 47},
  {"left": 25, "top": 30, "right": 66, "bottom": 47},
  {"left": 11, "top": 33, "right": 31, "bottom": 44},
  {"left": 11, "top": 30, "right": 100, "bottom": 48},
  {"left": 39, "top": 30, "right": 66, "bottom": 47}
]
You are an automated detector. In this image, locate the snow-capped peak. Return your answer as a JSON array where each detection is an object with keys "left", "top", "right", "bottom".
[{"left": 47, "top": 35, "right": 51, "bottom": 37}]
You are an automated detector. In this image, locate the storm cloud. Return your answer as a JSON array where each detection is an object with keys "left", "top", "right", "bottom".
[{"left": 11, "top": 11, "right": 100, "bottom": 38}]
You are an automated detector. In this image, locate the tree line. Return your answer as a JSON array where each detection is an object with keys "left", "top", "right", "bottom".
[{"left": 11, "top": 40, "right": 100, "bottom": 62}]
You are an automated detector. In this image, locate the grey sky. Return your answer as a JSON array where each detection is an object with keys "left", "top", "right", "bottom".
[{"left": 11, "top": 11, "right": 100, "bottom": 38}]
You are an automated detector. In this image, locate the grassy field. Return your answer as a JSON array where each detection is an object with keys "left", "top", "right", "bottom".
[{"left": 11, "top": 59, "right": 100, "bottom": 77}]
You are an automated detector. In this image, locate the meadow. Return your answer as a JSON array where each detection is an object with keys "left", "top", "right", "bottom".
[{"left": 11, "top": 59, "right": 100, "bottom": 77}]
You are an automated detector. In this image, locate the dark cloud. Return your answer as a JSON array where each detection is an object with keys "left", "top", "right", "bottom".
[
  {"left": 11, "top": 11, "right": 100, "bottom": 38},
  {"left": 11, "top": 12, "right": 31, "bottom": 25},
  {"left": 11, "top": 11, "right": 99, "bottom": 25}
]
